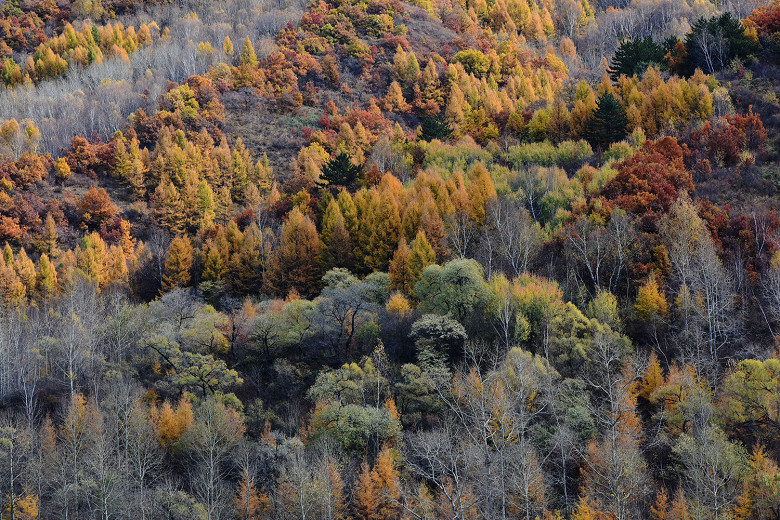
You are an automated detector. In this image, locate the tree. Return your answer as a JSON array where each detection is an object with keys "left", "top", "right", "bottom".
[
  {"left": 162, "top": 237, "right": 194, "bottom": 292},
  {"left": 609, "top": 37, "right": 666, "bottom": 81},
  {"left": 389, "top": 238, "right": 413, "bottom": 294},
  {"left": 187, "top": 397, "right": 245, "bottom": 520},
  {"left": 367, "top": 190, "right": 401, "bottom": 272},
  {"left": 488, "top": 198, "right": 543, "bottom": 277},
  {"left": 318, "top": 152, "right": 362, "bottom": 189},
  {"left": 321, "top": 200, "right": 353, "bottom": 271},
  {"left": 415, "top": 259, "right": 491, "bottom": 324},
  {"left": 54, "top": 157, "right": 71, "bottom": 183},
  {"left": 77, "top": 186, "right": 118, "bottom": 230},
  {"left": 673, "top": 426, "right": 747, "bottom": 520},
  {"left": 685, "top": 13, "right": 757, "bottom": 74},
  {"left": 408, "top": 231, "right": 436, "bottom": 293},
  {"left": 420, "top": 112, "right": 452, "bottom": 141},
  {"left": 239, "top": 37, "right": 259, "bottom": 68},
  {"left": 264, "top": 208, "right": 322, "bottom": 298},
  {"left": 585, "top": 91, "right": 629, "bottom": 151},
  {"left": 660, "top": 195, "right": 736, "bottom": 375},
  {"left": 234, "top": 470, "right": 270, "bottom": 520}
]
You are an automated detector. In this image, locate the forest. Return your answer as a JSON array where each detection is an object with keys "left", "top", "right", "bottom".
[{"left": 2, "top": 0, "right": 780, "bottom": 518}]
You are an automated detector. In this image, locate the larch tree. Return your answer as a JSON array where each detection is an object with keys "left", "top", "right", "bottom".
[
  {"left": 264, "top": 207, "right": 322, "bottom": 298},
  {"left": 162, "top": 237, "right": 194, "bottom": 291},
  {"left": 389, "top": 238, "right": 413, "bottom": 295}
]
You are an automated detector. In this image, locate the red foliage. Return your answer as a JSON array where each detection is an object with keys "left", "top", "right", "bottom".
[
  {"left": 77, "top": 186, "right": 119, "bottom": 230},
  {"left": 599, "top": 137, "right": 694, "bottom": 232},
  {"left": 686, "top": 110, "right": 766, "bottom": 168},
  {"left": 0, "top": 152, "right": 48, "bottom": 188},
  {"left": 748, "top": 2, "right": 780, "bottom": 35}
]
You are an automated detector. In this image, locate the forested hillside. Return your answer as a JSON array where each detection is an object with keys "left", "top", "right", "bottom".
[{"left": 2, "top": 0, "right": 780, "bottom": 518}]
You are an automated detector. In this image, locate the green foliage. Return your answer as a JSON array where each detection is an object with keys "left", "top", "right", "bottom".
[
  {"left": 422, "top": 137, "right": 492, "bottom": 173},
  {"left": 414, "top": 259, "right": 491, "bottom": 323},
  {"left": 609, "top": 37, "right": 666, "bottom": 81},
  {"left": 318, "top": 152, "right": 362, "bottom": 188},
  {"left": 508, "top": 140, "right": 592, "bottom": 169},
  {"left": 420, "top": 112, "right": 452, "bottom": 142},
  {"left": 685, "top": 13, "right": 758, "bottom": 74},
  {"left": 585, "top": 92, "right": 629, "bottom": 151},
  {"left": 410, "top": 313, "right": 467, "bottom": 356},
  {"left": 451, "top": 49, "right": 491, "bottom": 78}
]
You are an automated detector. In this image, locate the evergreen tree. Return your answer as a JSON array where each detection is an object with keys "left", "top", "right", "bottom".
[
  {"left": 318, "top": 152, "right": 362, "bottom": 189},
  {"left": 420, "top": 112, "right": 452, "bottom": 141},
  {"left": 609, "top": 37, "right": 666, "bottom": 81},
  {"left": 585, "top": 91, "right": 629, "bottom": 150},
  {"left": 685, "top": 13, "right": 758, "bottom": 74}
]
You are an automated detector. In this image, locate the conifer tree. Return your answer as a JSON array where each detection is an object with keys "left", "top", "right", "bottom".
[
  {"left": 231, "top": 223, "right": 265, "bottom": 295},
  {"left": 162, "top": 237, "right": 194, "bottom": 291},
  {"left": 40, "top": 213, "right": 59, "bottom": 257},
  {"left": 354, "top": 461, "right": 378, "bottom": 520},
  {"left": 239, "top": 37, "right": 259, "bottom": 68},
  {"left": 36, "top": 253, "right": 58, "bottom": 298},
  {"left": 223, "top": 36, "right": 234, "bottom": 57},
  {"left": 318, "top": 152, "right": 362, "bottom": 189},
  {"left": 609, "top": 37, "right": 665, "bottom": 81},
  {"left": 337, "top": 190, "right": 359, "bottom": 240},
  {"left": 201, "top": 242, "right": 225, "bottom": 283},
  {"left": 585, "top": 91, "right": 629, "bottom": 150},
  {"left": 389, "top": 238, "right": 413, "bottom": 294},
  {"left": 368, "top": 190, "right": 401, "bottom": 272},
  {"left": 264, "top": 208, "right": 322, "bottom": 297},
  {"left": 409, "top": 231, "right": 437, "bottom": 290},
  {"left": 197, "top": 180, "right": 216, "bottom": 230},
  {"left": 77, "top": 232, "right": 108, "bottom": 287},
  {"left": 321, "top": 199, "right": 353, "bottom": 271},
  {"left": 14, "top": 247, "right": 36, "bottom": 294}
]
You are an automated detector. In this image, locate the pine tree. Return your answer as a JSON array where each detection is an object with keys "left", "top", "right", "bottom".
[
  {"left": 318, "top": 152, "right": 362, "bottom": 189},
  {"left": 162, "top": 237, "right": 194, "bottom": 291},
  {"left": 609, "top": 37, "right": 665, "bottom": 81},
  {"left": 420, "top": 112, "right": 452, "bottom": 141},
  {"left": 585, "top": 91, "right": 629, "bottom": 150}
]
